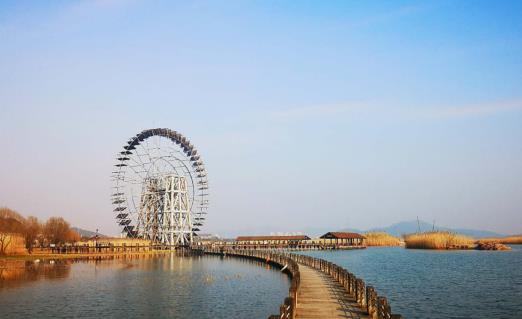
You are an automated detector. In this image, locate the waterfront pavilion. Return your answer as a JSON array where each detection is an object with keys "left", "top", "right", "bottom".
[{"left": 319, "top": 232, "right": 366, "bottom": 246}]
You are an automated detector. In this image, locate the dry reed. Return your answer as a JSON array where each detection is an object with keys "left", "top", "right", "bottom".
[
  {"left": 477, "top": 235, "right": 522, "bottom": 245},
  {"left": 404, "top": 231, "right": 475, "bottom": 249},
  {"left": 364, "top": 232, "right": 402, "bottom": 246}
]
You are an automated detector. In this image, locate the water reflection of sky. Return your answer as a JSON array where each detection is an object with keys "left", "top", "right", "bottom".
[
  {"left": 0, "top": 255, "right": 290, "bottom": 319},
  {"left": 302, "top": 245, "right": 522, "bottom": 319}
]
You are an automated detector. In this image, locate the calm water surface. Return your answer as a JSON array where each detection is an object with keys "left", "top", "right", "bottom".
[
  {"left": 0, "top": 254, "right": 290, "bottom": 319},
  {"left": 302, "top": 245, "right": 522, "bottom": 319}
]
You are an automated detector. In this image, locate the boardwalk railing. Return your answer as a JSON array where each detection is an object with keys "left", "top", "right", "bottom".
[
  {"left": 203, "top": 248, "right": 299, "bottom": 319},
  {"left": 289, "top": 253, "right": 403, "bottom": 319},
  {"left": 199, "top": 248, "right": 402, "bottom": 319},
  {"left": 193, "top": 241, "right": 367, "bottom": 251}
]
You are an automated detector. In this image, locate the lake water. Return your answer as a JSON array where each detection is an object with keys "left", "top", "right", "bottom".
[
  {"left": 301, "top": 245, "right": 522, "bottom": 319},
  {"left": 2, "top": 248, "right": 520, "bottom": 319},
  {"left": 0, "top": 254, "right": 290, "bottom": 319}
]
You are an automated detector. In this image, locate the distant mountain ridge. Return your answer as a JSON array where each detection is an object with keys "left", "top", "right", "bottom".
[
  {"left": 71, "top": 227, "right": 107, "bottom": 238},
  {"left": 338, "top": 220, "right": 506, "bottom": 238}
]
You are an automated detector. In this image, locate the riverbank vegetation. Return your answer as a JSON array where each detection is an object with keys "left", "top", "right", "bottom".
[
  {"left": 475, "top": 241, "right": 511, "bottom": 250},
  {"left": 477, "top": 235, "right": 522, "bottom": 245},
  {"left": 0, "top": 207, "right": 81, "bottom": 255},
  {"left": 364, "top": 232, "right": 402, "bottom": 246},
  {"left": 404, "top": 231, "right": 475, "bottom": 249}
]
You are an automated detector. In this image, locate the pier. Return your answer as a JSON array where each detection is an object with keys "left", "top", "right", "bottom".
[
  {"left": 200, "top": 248, "right": 402, "bottom": 319},
  {"left": 296, "top": 264, "right": 367, "bottom": 318},
  {"left": 196, "top": 232, "right": 368, "bottom": 251}
]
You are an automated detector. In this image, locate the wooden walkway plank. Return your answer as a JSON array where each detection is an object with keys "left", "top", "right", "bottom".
[{"left": 296, "top": 264, "right": 369, "bottom": 319}]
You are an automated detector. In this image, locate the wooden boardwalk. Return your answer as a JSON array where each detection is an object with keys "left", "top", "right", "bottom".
[
  {"left": 296, "top": 264, "right": 369, "bottom": 319},
  {"left": 200, "top": 248, "right": 402, "bottom": 319}
]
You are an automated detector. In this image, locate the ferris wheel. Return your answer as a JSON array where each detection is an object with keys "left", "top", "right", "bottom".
[{"left": 111, "top": 128, "right": 209, "bottom": 246}]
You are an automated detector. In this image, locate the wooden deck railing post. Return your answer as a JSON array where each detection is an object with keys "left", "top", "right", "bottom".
[
  {"left": 377, "top": 297, "right": 392, "bottom": 319},
  {"left": 356, "top": 279, "right": 365, "bottom": 307},
  {"left": 284, "top": 297, "right": 293, "bottom": 319},
  {"left": 355, "top": 278, "right": 359, "bottom": 302},
  {"left": 366, "top": 286, "right": 377, "bottom": 319}
]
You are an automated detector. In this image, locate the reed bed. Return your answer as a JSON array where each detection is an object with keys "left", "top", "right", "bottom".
[
  {"left": 477, "top": 235, "right": 522, "bottom": 245},
  {"left": 363, "top": 232, "right": 402, "bottom": 246},
  {"left": 404, "top": 231, "right": 475, "bottom": 249}
]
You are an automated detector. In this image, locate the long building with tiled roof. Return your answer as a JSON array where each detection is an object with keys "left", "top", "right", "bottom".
[
  {"left": 236, "top": 235, "right": 310, "bottom": 243},
  {"left": 319, "top": 232, "right": 365, "bottom": 246}
]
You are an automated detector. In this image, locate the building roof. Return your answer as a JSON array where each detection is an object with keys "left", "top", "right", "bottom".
[
  {"left": 320, "top": 232, "right": 366, "bottom": 239},
  {"left": 236, "top": 235, "right": 310, "bottom": 241}
]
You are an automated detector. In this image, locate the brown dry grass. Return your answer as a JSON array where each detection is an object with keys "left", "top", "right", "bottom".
[
  {"left": 477, "top": 235, "right": 522, "bottom": 245},
  {"left": 404, "top": 231, "right": 475, "bottom": 249},
  {"left": 364, "top": 232, "right": 402, "bottom": 246}
]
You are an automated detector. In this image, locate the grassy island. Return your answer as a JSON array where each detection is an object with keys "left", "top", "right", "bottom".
[
  {"left": 363, "top": 232, "right": 402, "bottom": 246},
  {"left": 403, "top": 231, "right": 514, "bottom": 250},
  {"left": 404, "top": 231, "right": 475, "bottom": 249},
  {"left": 478, "top": 235, "right": 522, "bottom": 245}
]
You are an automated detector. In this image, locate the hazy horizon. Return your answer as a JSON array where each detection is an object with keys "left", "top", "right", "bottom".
[{"left": 1, "top": 1, "right": 521, "bottom": 237}]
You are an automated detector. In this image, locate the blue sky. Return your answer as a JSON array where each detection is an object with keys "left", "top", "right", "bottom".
[{"left": 1, "top": 0, "right": 521, "bottom": 236}]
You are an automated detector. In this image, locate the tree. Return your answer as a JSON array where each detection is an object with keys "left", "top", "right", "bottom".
[
  {"left": 44, "top": 217, "right": 71, "bottom": 245},
  {"left": 0, "top": 233, "right": 12, "bottom": 255},
  {"left": 66, "top": 229, "right": 81, "bottom": 243},
  {"left": 0, "top": 207, "right": 25, "bottom": 223},
  {"left": 0, "top": 207, "right": 26, "bottom": 255},
  {"left": 23, "top": 216, "right": 41, "bottom": 253}
]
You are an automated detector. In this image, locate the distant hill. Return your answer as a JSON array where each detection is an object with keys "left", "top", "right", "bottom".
[
  {"left": 71, "top": 227, "right": 107, "bottom": 238},
  {"left": 339, "top": 220, "right": 506, "bottom": 238}
]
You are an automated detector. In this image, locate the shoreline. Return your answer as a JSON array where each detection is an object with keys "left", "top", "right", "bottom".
[
  {"left": 2, "top": 243, "right": 519, "bottom": 261},
  {"left": 0, "top": 250, "right": 177, "bottom": 261}
]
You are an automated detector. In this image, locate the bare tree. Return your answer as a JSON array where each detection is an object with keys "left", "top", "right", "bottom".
[
  {"left": 44, "top": 217, "right": 71, "bottom": 246},
  {"left": 0, "top": 208, "right": 80, "bottom": 251},
  {"left": 23, "top": 216, "right": 41, "bottom": 253},
  {"left": 0, "top": 207, "right": 25, "bottom": 223},
  {"left": 66, "top": 229, "right": 81, "bottom": 243},
  {"left": 0, "top": 207, "right": 26, "bottom": 255},
  {"left": 0, "top": 233, "right": 13, "bottom": 255}
]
